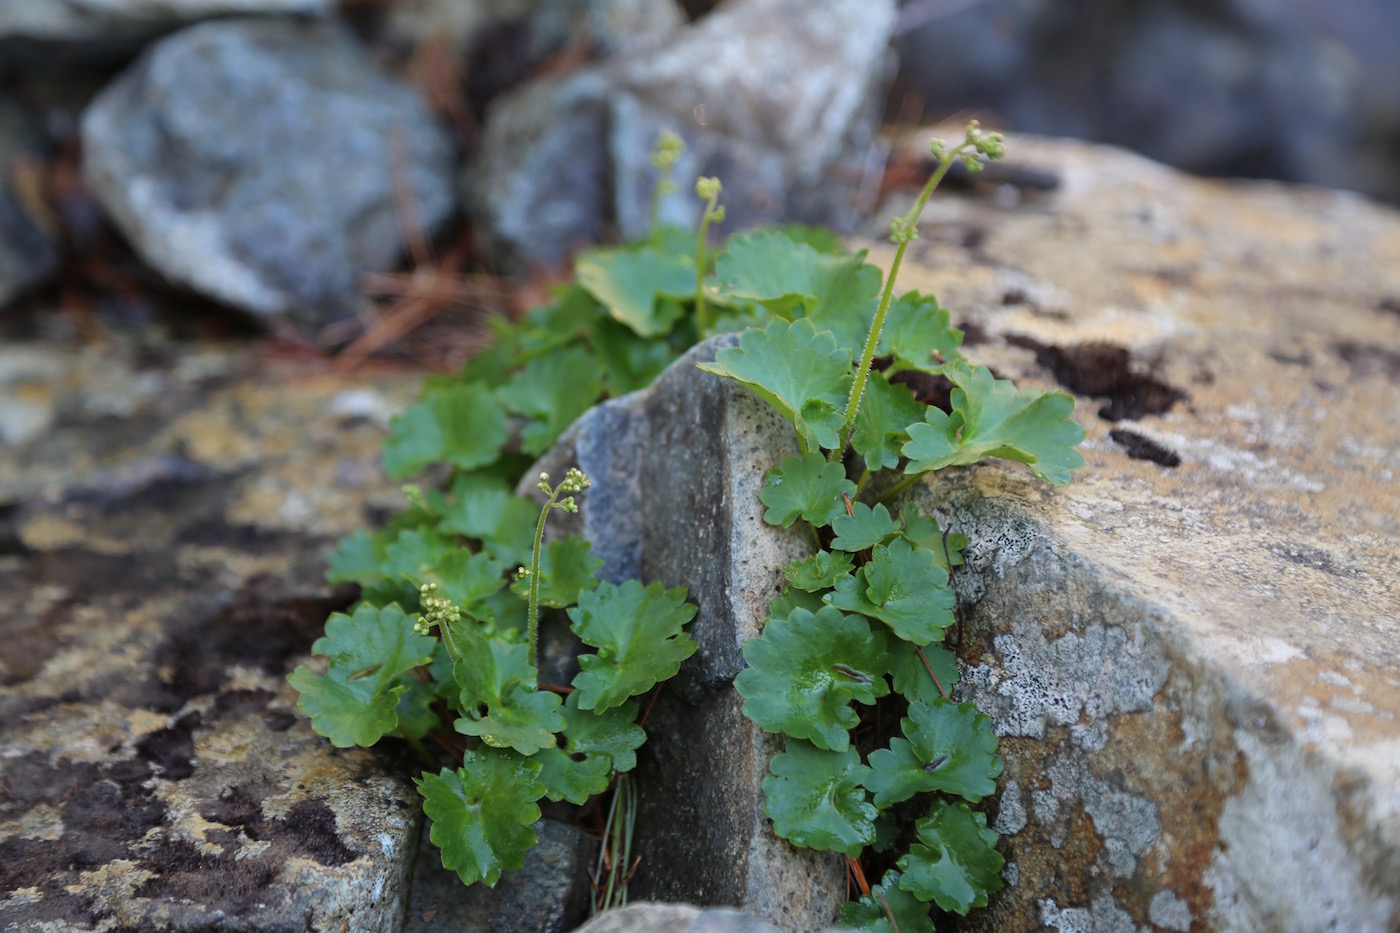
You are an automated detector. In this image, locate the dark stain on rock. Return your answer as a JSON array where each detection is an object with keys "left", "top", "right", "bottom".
[
  {"left": 134, "top": 711, "right": 202, "bottom": 780},
  {"left": 0, "top": 586, "right": 76, "bottom": 687},
  {"left": 1333, "top": 340, "right": 1400, "bottom": 382},
  {"left": 1269, "top": 349, "right": 1312, "bottom": 367},
  {"left": 958, "top": 319, "right": 989, "bottom": 346},
  {"left": 1109, "top": 428, "right": 1182, "bottom": 468},
  {"left": 128, "top": 579, "right": 355, "bottom": 712},
  {"left": 136, "top": 796, "right": 358, "bottom": 913},
  {"left": 1007, "top": 336, "right": 1188, "bottom": 421},
  {"left": 889, "top": 369, "right": 955, "bottom": 413},
  {"left": 1376, "top": 296, "right": 1400, "bottom": 318},
  {"left": 0, "top": 751, "right": 168, "bottom": 923}
]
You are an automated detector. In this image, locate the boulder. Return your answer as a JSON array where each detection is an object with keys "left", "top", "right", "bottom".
[
  {"left": 530, "top": 133, "right": 1400, "bottom": 931},
  {"left": 469, "top": 0, "right": 895, "bottom": 272},
  {"left": 0, "top": 341, "right": 428, "bottom": 930},
  {"left": 81, "top": 18, "right": 457, "bottom": 329}
]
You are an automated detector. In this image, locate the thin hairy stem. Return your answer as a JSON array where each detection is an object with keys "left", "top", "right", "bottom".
[{"left": 833, "top": 144, "right": 970, "bottom": 462}]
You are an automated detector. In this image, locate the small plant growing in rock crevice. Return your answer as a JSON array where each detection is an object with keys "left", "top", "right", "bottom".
[
  {"left": 289, "top": 125, "right": 1086, "bottom": 927},
  {"left": 697, "top": 123, "right": 1086, "bottom": 929}
]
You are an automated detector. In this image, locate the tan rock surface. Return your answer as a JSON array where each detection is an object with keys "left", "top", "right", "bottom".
[
  {"left": 876, "top": 133, "right": 1400, "bottom": 931},
  {"left": 0, "top": 346, "right": 425, "bottom": 931}
]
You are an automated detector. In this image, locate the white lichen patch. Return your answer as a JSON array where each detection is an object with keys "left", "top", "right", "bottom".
[{"left": 1149, "top": 889, "right": 1193, "bottom": 931}]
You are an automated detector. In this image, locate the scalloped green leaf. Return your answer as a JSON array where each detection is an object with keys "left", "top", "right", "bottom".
[
  {"left": 391, "top": 676, "right": 442, "bottom": 741},
  {"left": 383, "top": 383, "right": 509, "bottom": 479},
  {"left": 697, "top": 318, "right": 852, "bottom": 451},
  {"left": 569, "top": 580, "right": 698, "bottom": 712},
  {"left": 438, "top": 474, "right": 540, "bottom": 563},
  {"left": 735, "top": 606, "right": 889, "bottom": 751},
  {"left": 851, "top": 372, "right": 925, "bottom": 471},
  {"left": 287, "top": 668, "right": 403, "bottom": 749},
  {"left": 863, "top": 699, "right": 1002, "bottom": 807},
  {"left": 759, "top": 452, "right": 857, "bottom": 528},
  {"left": 897, "top": 800, "right": 1004, "bottom": 915},
  {"left": 380, "top": 527, "right": 453, "bottom": 584},
  {"left": 783, "top": 550, "right": 855, "bottom": 592},
  {"left": 769, "top": 586, "right": 826, "bottom": 619},
  {"left": 536, "top": 694, "right": 645, "bottom": 804},
  {"left": 452, "top": 628, "right": 564, "bottom": 755},
  {"left": 509, "top": 536, "right": 601, "bottom": 609},
  {"left": 903, "top": 362, "right": 1086, "bottom": 485},
  {"left": 592, "top": 316, "right": 681, "bottom": 396},
  {"left": 763, "top": 741, "right": 876, "bottom": 857},
  {"left": 534, "top": 746, "right": 613, "bottom": 805},
  {"left": 837, "top": 869, "right": 935, "bottom": 933},
  {"left": 898, "top": 504, "right": 966, "bottom": 571},
  {"left": 576, "top": 246, "right": 695, "bottom": 337},
  {"left": 830, "top": 503, "right": 901, "bottom": 552},
  {"left": 497, "top": 346, "right": 605, "bottom": 456},
  {"left": 517, "top": 283, "right": 599, "bottom": 355},
  {"left": 827, "top": 539, "right": 955, "bottom": 645},
  {"left": 887, "top": 638, "right": 959, "bottom": 707},
  {"left": 878, "top": 290, "right": 964, "bottom": 372},
  {"left": 326, "top": 529, "right": 390, "bottom": 588},
  {"left": 714, "top": 230, "right": 830, "bottom": 318},
  {"left": 289, "top": 603, "right": 436, "bottom": 748},
  {"left": 416, "top": 751, "right": 545, "bottom": 887},
  {"left": 422, "top": 549, "right": 506, "bottom": 609}
]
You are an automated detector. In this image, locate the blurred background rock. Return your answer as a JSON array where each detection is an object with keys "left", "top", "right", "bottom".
[{"left": 0, "top": 0, "right": 1396, "bottom": 353}]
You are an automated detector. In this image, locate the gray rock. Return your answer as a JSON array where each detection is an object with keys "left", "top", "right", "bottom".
[
  {"left": 405, "top": 818, "right": 594, "bottom": 932},
  {"left": 81, "top": 18, "right": 457, "bottom": 328},
  {"left": 528, "top": 337, "right": 845, "bottom": 933},
  {"left": 575, "top": 903, "right": 784, "bottom": 933},
  {"left": 470, "top": 0, "right": 896, "bottom": 272}
]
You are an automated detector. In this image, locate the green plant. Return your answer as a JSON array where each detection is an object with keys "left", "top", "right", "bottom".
[
  {"left": 290, "top": 125, "right": 1084, "bottom": 928},
  {"left": 696, "top": 123, "right": 1086, "bottom": 929}
]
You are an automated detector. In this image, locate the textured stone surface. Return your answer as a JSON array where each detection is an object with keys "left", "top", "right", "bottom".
[
  {"left": 404, "top": 817, "right": 594, "bottom": 933},
  {"left": 575, "top": 902, "right": 783, "bottom": 933},
  {"left": 529, "top": 338, "right": 845, "bottom": 933},
  {"left": 470, "top": 0, "right": 895, "bottom": 272},
  {"left": 0, "top": 340, "right": 426, "bottom": 930},
  {"left": 81, "top": 18, "right": 457, "bottom": 327},
  {"left": 869, "top": 132, "right": 1400, "bottom": 931}
]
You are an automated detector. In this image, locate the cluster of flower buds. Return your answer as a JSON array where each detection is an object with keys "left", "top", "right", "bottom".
[
  {"left": 413, "top": 581, "right": 459, "bottom": 635},
  {"left": 696, "top": 177, "right": 726, "bottom": 224},
  {"left": 651, "top": 129, "right": 685, "bottom": 171},
  {"left": 889, "top": 215, "right": 918, "bottom": 245},
  {"left": 927, "top": 120, "right": 1007, "bottom": 175}
]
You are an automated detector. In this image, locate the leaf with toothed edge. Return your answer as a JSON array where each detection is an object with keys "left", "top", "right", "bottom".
[
  {"left": 897, "top": 800, "right": 1004, "bottom": 915},
  {"left": 863, "top": 699, "right": 1003, "bottom": 807},
  {"left": 416, "top": 750, "right": 545, "bottom": 887},
  {"left": 762, "top": 741, "right": 877, "bottom": 857}
]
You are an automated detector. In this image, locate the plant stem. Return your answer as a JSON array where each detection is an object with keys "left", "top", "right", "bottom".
[
  {"left": 694, "top": 204, "right": 717, "bottom": 336},
  {"left": 832, "top": 144, "right": 970, "bottom": 462},
  {"left": 527, "top": 485, "right": 559, "bottom": 670}
]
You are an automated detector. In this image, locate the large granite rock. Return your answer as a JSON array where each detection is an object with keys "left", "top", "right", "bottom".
[
  {"left": 0, "top": 341, "right": 427, "bottom": 930},
  {"left": 81, "top": 18, "right": 458, "bottom": 329},
  {"left": 469, "top": 0, "right": 895, "bottom": 272},
  {"left": 532, "top": 133, "right": 1400, "bottom": 931}
]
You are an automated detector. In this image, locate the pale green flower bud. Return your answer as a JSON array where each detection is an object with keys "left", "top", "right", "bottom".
[{"left": 696, "top": 176, "right": 722, "bottom": 202}]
